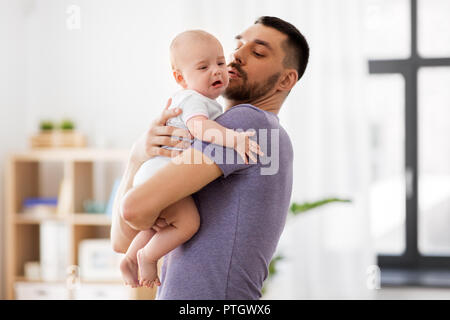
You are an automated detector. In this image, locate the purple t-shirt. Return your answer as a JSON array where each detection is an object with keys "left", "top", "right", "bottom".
[{"left": 156, "top": 104, "right": 293, "bottom": 300}]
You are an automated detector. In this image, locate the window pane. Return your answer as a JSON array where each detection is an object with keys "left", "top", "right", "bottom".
[
  {"left": 418, "top": 0, "right": 450, "bottom": 57},
  {"left": 363, "top": 0, "right": 410, "bottom": 59},
  {"left": 418, "top": 67, "right": 450, "bottom": 256},
  {"left": 367, "top": 74, "right": 406, "bottom": 255}
]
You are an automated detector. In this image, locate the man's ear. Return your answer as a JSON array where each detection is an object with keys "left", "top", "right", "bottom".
[
  {"left": 173, "top": 70, "right": 187, "bottom": 89},
  {"left": 277, "top": 69, "right": 298, "bottom": 92}
]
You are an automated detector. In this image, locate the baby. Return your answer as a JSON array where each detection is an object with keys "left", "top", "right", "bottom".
[{"left": 120, "top": 30, "right": 263, "bottom": 288}]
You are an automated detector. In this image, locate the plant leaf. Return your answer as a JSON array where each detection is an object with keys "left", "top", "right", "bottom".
[{"left": 290, "top": 198, "right": 351, "bottom": 215}]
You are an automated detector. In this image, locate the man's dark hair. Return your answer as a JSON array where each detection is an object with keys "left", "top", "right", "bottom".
[{"left": 255, "top": 16, "right": 309, "bottom": 81}]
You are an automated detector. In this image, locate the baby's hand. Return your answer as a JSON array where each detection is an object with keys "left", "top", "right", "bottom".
[{"left": 235, "top": 130, "right": 264, "bottom": 164}]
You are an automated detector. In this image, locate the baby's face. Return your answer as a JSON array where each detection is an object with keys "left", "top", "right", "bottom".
[{"left": 176, "top": 39, "right": 229, "bottom": 100}]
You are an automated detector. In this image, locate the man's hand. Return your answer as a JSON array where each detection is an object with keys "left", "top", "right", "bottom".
[{"left": 130, "top": 98, "right": 193, "bottom": 165}]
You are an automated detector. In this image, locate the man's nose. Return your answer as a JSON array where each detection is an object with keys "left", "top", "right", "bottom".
[
  {"left": 231, "top": 47, "right": 244, "bottom": 65},
  {"left": 231, "top": 52, "right": 243, "bottom": 65}
]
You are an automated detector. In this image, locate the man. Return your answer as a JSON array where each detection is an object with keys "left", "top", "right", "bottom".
[{"left": 111, "top": 16, "right": 309, "bottom": 299}]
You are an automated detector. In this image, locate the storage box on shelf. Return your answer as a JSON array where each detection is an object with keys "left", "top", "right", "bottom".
[{"left": 4, "top": 148, "right": 157, "bottom": 300}]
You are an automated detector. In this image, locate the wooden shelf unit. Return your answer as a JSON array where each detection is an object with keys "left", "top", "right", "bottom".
[{"left": 4, "top": 148, "right": 156, "bottom": 300}]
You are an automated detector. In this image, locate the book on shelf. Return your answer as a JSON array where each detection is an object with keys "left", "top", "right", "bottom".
[
  {"left": 57, "top": 178, "right": 72, "bottom": 215},
  {"left": 40, "top": 221, "right": 69, "bottom": 281},
  {"left": 22, "top": 197, "right": 58, "bottom": 216}
]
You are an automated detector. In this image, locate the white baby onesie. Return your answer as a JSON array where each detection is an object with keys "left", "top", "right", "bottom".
[{"left": 132, "top": 90, "right": 223, "bottom": 187}]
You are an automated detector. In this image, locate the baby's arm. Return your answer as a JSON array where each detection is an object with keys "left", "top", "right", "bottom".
[{"left": 186, "top": 115, "right": 263, "bottom": 164}]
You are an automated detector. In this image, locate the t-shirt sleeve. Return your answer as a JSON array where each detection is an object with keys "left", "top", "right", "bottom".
[
  {"left": 191, "top": 105, "right": 270, "bottom": 178},
  {"left": 179, "top": 94, "right": 210, "bottom": 125}
]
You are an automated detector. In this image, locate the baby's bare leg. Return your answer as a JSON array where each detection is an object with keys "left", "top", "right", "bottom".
[
  {"left": 120, "top": 229, "right": 155, "bottom": 287},
  {"left": 137, "top": 195, "right": 200, "bottom": 288}
]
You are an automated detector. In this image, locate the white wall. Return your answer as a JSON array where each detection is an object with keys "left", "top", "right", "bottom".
[
  {"left": 25, "top": 0, "right": 178, "bottom": 148},
  {"left": 0, "top": 0, "right": 29, "bottom": 300}
]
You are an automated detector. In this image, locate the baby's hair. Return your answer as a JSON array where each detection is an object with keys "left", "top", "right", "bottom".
[{"left": 170, "top": 30, "right": 219, "bottom": 71}]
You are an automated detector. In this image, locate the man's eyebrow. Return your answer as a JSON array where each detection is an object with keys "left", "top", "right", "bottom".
[
  {"left": 234, "top": 35, "right": 273, "bottom": 51},
  {"left": 254, "top": 39, "right": 273, "bottom": 51}
]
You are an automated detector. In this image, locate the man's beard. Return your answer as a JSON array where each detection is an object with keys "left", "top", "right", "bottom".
[{"left": 223, "top": 63, "right": 280, "bottom": 103}]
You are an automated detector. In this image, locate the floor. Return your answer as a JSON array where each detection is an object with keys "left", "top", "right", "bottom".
[{"left": 375, "top": 287, "right": 450, "bottom": 300}]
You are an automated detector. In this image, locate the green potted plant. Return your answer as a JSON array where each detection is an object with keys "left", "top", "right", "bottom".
[
  {"left": 39, "top": 120, "right": 54, "bottom": 132},
  {"left": 32, "top": 118, "right": 85, "bottom": 148},
  {"left": 59, "top": 119, "right": 75, "bottom": 131}
]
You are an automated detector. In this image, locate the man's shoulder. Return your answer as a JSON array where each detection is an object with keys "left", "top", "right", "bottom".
[
  {"left": 217, "top": 104, "right": 278, "bottom": 130},
  {"left": 224, "top": 104, "right": 265, "bottom": 117}
]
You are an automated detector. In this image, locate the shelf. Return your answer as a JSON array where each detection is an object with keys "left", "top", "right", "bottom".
[
  {"left": 72, "top": 213, "right": 112, "bottom": 225},
  {"left": 14, "top": 276, "right": 65, "bottom": 284},
  {"left": 14, "top": 276, "right": 122, "bottom": 285},
  {"left": 4, "top": 148, "right": 145, "bottom": 300},
  {"left": 10, "top": 148, "right": 130, "bottom": 162},
  {"left": 14, "top": 213, "right": 67, "bottom": 224},
  {"left": 13, "top": 213, "right": 112, "bottom": 226}
]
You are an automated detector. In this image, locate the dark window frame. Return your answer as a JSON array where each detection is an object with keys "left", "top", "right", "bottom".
[{"left": 368, "top": 0, "right": 450, "bottom": 286}]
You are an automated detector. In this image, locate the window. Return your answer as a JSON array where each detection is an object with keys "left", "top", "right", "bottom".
[
  {"left": 366, "top": 74, "right": 406, "bottom": 255},
  {"left": 365, "top": 0, "right": 450, "bottom": 285},
  {"left": 418, "top": 67, "right": 450, "bottom": 257}
]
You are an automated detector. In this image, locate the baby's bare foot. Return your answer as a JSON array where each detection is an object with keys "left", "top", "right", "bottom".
[
  {"left": 137, "top": 249, "right": 160, "bottom": 288},
  {"left": 120, "top": 255, "right": 139, "bottom": 288}
]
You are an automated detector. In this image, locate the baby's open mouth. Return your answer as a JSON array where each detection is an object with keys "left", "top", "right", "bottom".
[{"left": 212, "top": 80, "right": 223, "bottom": 87}]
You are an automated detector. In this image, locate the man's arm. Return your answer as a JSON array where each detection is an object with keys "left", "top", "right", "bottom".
[
  {"left": 110, "top": 160, "right": 141, "bottom": 253},
  {"left": 120, "top": 147, "right": 222, "bottom": 232}
]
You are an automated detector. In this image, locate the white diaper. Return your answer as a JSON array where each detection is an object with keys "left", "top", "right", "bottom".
[{"left": 132, "top": 156, "right": 172, "bottom": 187}]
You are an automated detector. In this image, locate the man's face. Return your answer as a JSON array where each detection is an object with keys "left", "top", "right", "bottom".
[{"left": 223, "top": 23, "right": 287, "bottom": 103}]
